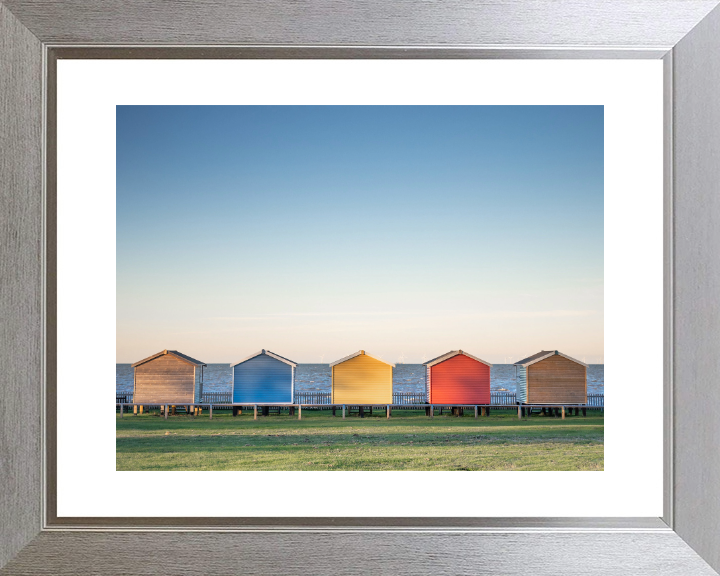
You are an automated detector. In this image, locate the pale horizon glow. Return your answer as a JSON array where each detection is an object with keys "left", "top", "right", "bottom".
[{"left": 117, "top": 105, "right": 604, "bottom": 364}]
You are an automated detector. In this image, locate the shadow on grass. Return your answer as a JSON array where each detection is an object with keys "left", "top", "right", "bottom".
[
  {"left": 116, "top": 411, "right": 604, "bottom": 471},
  {"left": 117, "top": 428, "right": 603, "bottom": 455}
]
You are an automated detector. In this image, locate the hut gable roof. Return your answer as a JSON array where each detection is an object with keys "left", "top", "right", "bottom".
[
  {"left": 329, "top": 350, "right": 395, "bottom": 367},
  {"left": 423, "top": 350, "right": 492, "bottom": 367},
  {"left": 131, "top": 349, "right": 206, "bottom": 368},
  {"left": 514, "top": 350, "right": 587, "bottom": 368},
  {"left": 230, "top": 349, "right": 298, "bottom": 368}
]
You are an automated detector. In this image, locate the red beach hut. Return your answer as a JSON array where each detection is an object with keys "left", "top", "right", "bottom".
[{"left": 423, "top": 350, "right": 492, "bottom": 404}]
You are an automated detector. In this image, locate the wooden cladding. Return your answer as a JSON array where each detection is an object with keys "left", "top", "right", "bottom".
[
  {"left": 233, "top": 353, "right": 294, "bottom": 404},
  {"left": 427, "top": 353, "right": 491, "bottom": 404},
  {"left": 527, "top": 354, "right": 586, "bottom": 404},
  {"left": 133, "top": 354, "right": 196, "bottom": 404},
  {"left": 332, "top": 353, "right": 393, "bottom": 404}
]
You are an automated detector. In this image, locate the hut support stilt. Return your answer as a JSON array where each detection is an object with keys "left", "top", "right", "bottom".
[
  {"left": 254, "top": 405, "right": 257, "bottom": 420},
  {"left": 342, "top": 405, "right": 346, "bottom": 419},
  {"left": 481, "top": 407, "right": 487, "bottom": 417},
  {"left": 517, "top": 405, "right": 522, "bottom": 420},
  {"left": 164, "top": 404, "right": 168, "bottom": 420},
  {"left": 562, "top": 406, "right": 565, "bottom": 419},
  {"left": 298, "top": 405, "right": 302, "bottom": 420},
  {"left": 474, "top": 406, "right": 478, "bottom": 418},
  {"left": 386, "top": 405, "right": 391, "bottom": 419}
]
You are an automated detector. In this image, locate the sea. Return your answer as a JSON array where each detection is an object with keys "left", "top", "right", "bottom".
[{"left": 116, "top": 363, "right": 604, "bottom": 397}]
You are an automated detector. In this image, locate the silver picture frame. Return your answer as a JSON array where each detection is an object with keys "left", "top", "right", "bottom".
[{"left": 1, "top": 1, "right": 719, "bottom": 573}]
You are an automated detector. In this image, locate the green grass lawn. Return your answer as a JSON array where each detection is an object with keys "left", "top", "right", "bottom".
[{"left": 116, "top": 409, "right": 603, "bottom": 471}]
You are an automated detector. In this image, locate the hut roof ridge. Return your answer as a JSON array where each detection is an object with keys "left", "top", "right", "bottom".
[
  {"left": 329, "top": 350, "right": 395, "bottom": 367},
  {"left": 423, "top": 350, "right": 492, "bottom": 367},
  {"left": 131, "top": 349, "right": 206, "bottom": 368},
  {"left": 514, "top": 350, "right": 587, "bottom": 367},
  {"left": 230, "top": 349, "right": 298, "bottom": 368}
]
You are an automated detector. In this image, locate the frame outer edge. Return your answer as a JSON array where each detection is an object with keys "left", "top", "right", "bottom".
[
  {"left": 1, "top": 0, "right": 719, "bottom": 573},
  {"left": 1, "top": 0, "right": 719, "bottom": 47},
  {"left": 2, "top": 531, "right": 719, "bottom": 576},
  {"left": 0, "top": 2, "right": 43, "bottom": 570},
  {"left": 671, "top": 3, "right": 720, "bottom": 574}
]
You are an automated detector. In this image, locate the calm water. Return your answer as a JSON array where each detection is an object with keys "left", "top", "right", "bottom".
[{"left": 116, "top": 363, "right": 604, "bottom": 396}]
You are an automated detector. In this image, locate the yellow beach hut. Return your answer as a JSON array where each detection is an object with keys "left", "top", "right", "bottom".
[{"left": 330, "top": 350, "right": 394, "bottom": 404}]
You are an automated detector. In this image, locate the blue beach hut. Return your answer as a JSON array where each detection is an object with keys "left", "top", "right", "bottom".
[{"left": 231, "top": 349, "right": 297, "bottom": 404}]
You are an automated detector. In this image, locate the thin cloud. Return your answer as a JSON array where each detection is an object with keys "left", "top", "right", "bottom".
[{"left": 207, "top": 309, "right": 599, "bottom": 321}]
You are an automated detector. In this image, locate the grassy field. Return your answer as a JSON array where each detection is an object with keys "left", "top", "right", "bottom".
[{"left": 117, "top": 408, "right": 603, "bottom": 471}]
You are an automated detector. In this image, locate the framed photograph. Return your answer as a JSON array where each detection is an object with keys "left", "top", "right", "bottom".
[{"left": 2, "top": 1, "right": 719, "bottom": 574}]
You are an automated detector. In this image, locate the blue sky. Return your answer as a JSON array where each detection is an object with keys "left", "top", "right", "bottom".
[{"left": 117, "top": 105, "right": 603, "bottom": 364}]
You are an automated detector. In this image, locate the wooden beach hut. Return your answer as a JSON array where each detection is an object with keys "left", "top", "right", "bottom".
[
  {"left": 131, "top": 349, "right": 206, "bottom": 406},
  {"left": 423, "top": 350, "right": 492, "bottom": 405},
  {"left": 330, "top": 350, "right": 394, "bottom": 404},
  {"left": 514, "top": 350, "right": 587, "bottom": 404},
  {"left": 231, "top": 349, "right": 297, "bottom": 404}
]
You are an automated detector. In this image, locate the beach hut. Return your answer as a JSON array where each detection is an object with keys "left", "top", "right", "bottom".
[
  {"left": 231, "top": 349, "right": 297, "bottom": 404},
  {"left": 514, "top": 350, "right": 587, "bottom": 404},
  {"left": 330, "top": 350, "right": 394, "bottom": 404},
  {"left": 131, "top": 349, "right": 206, "bottom": 406},
  {"left": 423, "top": 350, "right": 492, "bottom": 404}
]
